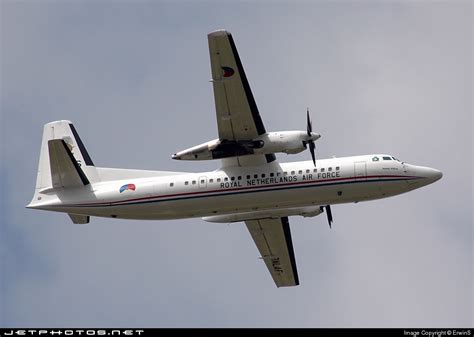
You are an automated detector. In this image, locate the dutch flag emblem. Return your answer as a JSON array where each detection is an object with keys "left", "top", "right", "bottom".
[{"left": 221, "top": 66, "right": 235, "bottom": 78}]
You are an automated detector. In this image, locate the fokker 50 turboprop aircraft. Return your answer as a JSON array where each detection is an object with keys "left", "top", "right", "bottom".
[{"left": 28, "top": 30, "right": 442, "bottom": 287}]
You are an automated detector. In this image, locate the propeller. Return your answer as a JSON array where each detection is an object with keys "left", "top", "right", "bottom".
[
  {"left": 306, "top": 108, "right": 317, "bottom": 166},
  {"left": 320, "top": 205, "right": 333, "bottom": 228}
]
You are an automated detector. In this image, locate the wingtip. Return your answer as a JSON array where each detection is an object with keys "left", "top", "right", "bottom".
[{"left": 208, "top": 29, "right": 230, "bottom": 37}]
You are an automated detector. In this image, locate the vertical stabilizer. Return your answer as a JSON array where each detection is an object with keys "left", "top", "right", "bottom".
[{"left": 33, "top": 120, "right": 99, "bottom": 193}]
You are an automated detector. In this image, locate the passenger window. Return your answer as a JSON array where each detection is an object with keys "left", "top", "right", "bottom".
[
  {"left": 291, "top": 171, "right": 295, "bottom": 175},
  {"left": 201, "top": 179, "right": 205, "bottom": 184},
  {"left": 224, "top": 177, "right": 228, "bottom": 182},
  {"left": 209, "top": 179, "right": 213, "bottom": 183},
  {"left": 284, "top": 171, "right": 288, "bottom": 176},
  {"left": 170, "top": 182, "right": 174, "bottom": 187},
  {"left": 261, "top": 174, "right": 265, "bottom": 178},
  {"left": 276, "top": 172, "right": 281, "bottom": 177},
  {"left": 217, "top": 178, "right": 221, "bottom": 183},
  {"left": 328, "top": 167, "right": 332, "bottom": 172},
  {"left": 246, "top": 175, "right": 251, "bottom": 179},
  {"left": 313, "top": 169, "right": 317, "bottom": 173},
  {"left": 254, "top": 174, "right": 258, "bottom": 179},
  {"left": 270, "top": 173, "right": 274, "bottom": 177},
  {"left": 231, "top": 176, "right": 235, "bottom": 181},
  {"left": 336, "top": 166, "right": 340, "bottom": 171},
  {"left": 185, "top": 181, "right": 189, "bottom": 185},
  {"left": 298, "top": 170, "right": 302, "bottom": 174},
  {"left": 306, "top": 169, "right": 310, "bottom": 174},
  {"left": 238, "top": 176, "right": 242, "bottom": 180},
  {"left": 192, "top": 180, "right": 196, "bottom": 185},
  {"left": 321, "top": 168, "right": 325, "bottom": 172}
]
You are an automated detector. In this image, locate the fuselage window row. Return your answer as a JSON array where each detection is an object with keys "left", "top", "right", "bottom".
[{"left": 180, "top": 166, "right": 342, "bottom": 186}]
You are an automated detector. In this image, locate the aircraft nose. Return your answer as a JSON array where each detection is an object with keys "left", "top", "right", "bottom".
[
  {"left": 423, "top": 167, "right": 443, "bottom": 182},
  {"left": 432, "top": 169, "right": 443, "bottom": 181}
]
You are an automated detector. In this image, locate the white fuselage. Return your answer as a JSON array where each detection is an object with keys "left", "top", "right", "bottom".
[{"left": 31, "top": 154, "right": 442, "bottom": 221}]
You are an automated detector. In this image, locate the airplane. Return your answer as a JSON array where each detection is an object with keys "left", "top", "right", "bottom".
[{"left": 27, "top": 30, "right": 442, "bottom": 287}]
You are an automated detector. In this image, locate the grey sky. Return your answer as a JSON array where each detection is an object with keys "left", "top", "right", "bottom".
[{"left": 1, "top": 0, "right": 472, "bottom": 327}]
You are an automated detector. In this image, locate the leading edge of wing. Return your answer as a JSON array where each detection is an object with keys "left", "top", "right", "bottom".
[
  {"left": 227, "top": 33, "right": 266, "bottom": 136},
  {"left": 281, "top": 216, "right": 299, "bottom": 285}
]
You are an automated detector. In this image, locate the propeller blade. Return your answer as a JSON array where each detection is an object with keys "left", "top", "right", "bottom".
[
  {"left": 306, "top": 108, "right": 316, "bottom": 166},
  {"left": 326, "top": 205, "right": 333, "bottom": 228},
  {"left": 309, "top": 141, "right": 316, "bottom": 166},
  {"left": 306, "top": 108, "right": 312, "bottom": 136}
]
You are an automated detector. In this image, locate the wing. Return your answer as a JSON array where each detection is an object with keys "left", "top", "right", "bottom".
[
  {"left": 245, "top": 217, "right": 299, "bottom": 287},
  {"left": 208, "top": 30, "right": 276, "bottom": 167}
]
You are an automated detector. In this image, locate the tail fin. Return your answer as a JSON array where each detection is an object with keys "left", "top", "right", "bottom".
[{"left": 33, "top": 120, "right": 100, "bottom": 193}]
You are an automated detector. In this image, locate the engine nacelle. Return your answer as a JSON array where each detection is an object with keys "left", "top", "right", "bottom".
[
  {"left": 262, "top": 131, "right": 308, "bottom": 154},
  {"left": 172, "top": 138, "right": 264, "bottom": 160},
  {"left": 172, "top": 131, "right": 320, "bottom": 161}
]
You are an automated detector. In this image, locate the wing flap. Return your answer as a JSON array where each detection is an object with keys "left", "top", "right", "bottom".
[
  {"left": 245, "top": 217, "right": 299, "bottom": 287},
  {"left": 48, "top": 139, "right": 90, "bottom": 188}
]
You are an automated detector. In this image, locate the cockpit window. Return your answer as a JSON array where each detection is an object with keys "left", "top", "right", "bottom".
[
  {"left": 392, "top": 156, "right": 400, "bottom": 161},
  {"left": 383, "top": 156, "right": 392, "bottom": 160}
]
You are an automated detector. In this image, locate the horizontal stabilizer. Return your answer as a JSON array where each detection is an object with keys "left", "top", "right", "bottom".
[
  {"left": 68, "top": 213, "right": 90, "bottom": 224},
  {"left": 48, "top": 139, "right": 90, "bottom": 188}
]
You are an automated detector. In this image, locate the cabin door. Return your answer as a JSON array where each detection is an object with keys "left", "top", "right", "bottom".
[
  {"left": 199, "top": 176, "right": 207, "bottom": 188},
  {"left": 354, "top": 161, "right": 367, "bottom": 180}
]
